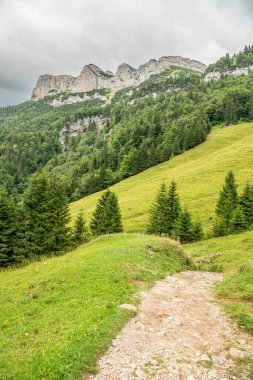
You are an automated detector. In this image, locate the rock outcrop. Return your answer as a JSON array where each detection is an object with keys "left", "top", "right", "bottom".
[
  {"left": 31, "top": 56, "right": 207, "bottom": 100},
  {"left": 59, "top": 116, "right": 109, "bottom": 148},
  {"left": 205, "top": 65, "right": 253, "bottom": 82}
]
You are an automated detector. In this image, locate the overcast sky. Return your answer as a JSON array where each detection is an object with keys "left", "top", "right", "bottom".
[{"left": 0, "top": 0, "right": 252, "bottom": 106}]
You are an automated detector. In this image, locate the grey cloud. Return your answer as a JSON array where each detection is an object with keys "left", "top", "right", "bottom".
[{"left": 0, "top": 0, "right": 252, "bottom": 106}]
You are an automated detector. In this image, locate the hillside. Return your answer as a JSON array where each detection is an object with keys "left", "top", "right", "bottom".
[
  {"left": 0, "top": 234, "right": 189, "bottom": 379},
  {"left": 184, "top": 230, "right": 253, "bottom": 333},
  {"left": 70, "top": 122, "right": 253, "bottom": 232}
]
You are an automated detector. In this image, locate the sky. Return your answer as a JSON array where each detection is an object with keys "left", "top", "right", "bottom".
[{"left": 0, "top": 0, "right": 252, "bottom": 106}]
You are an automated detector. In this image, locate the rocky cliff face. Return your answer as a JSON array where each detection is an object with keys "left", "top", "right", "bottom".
[{"left": 31, "top": 56, "right": 207, "bottom": 100}]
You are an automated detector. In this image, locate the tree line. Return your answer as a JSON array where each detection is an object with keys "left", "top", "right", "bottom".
[
  {"left": 147, "top": 171, "right": 253, "bottom": 242},
  {"left": 0, "top": 173, "right": 122, "bottom": 267}
]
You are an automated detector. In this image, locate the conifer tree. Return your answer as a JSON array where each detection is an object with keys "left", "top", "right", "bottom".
[
  {"left": 0, "top": 191, "right": 19, "bottom": 267},
  {"left": 240, "top": 182, "right": 253, "bottom": 227},
  {"left": 192, "top": 220, "right": 204, "bottom": 241},
  {"left": 49, "top": 177, "right": 71, "bottom": 251},
  {"left": 166, "top": 180, "right": 181, "bottom": 236},
  {"left": 23, "top": 172, "right": 70, "bottom": 255},
  {"left": 90, "top": 190, "right": 123, "bottom": 235},
  {"left": 215, "top": 170, "right": 238, "bottom": 232},
  {"left": 174, "top": 208, "right": 194, "bottom": 243},
  {"left": 147, "top": 183, "right": 168, "bottom": 235},
  {"left": 230, "top": 206, "right": 247, "bottom": 233},
  {"left": 73, "top": 211, "right": 88, "bottom": 244}
]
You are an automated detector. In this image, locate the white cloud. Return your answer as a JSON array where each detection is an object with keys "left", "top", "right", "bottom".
[{"left": 0, "top": 0, "right": 252, "bottom": 105}]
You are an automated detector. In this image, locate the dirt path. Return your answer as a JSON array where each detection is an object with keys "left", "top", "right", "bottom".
[{"left": 89, "top": 271, "right": 253, "bottom": 380}]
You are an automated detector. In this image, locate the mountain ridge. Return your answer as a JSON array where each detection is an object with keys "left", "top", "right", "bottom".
[{"left": 31, "top": 55, "right": 207, "bottom": 100}]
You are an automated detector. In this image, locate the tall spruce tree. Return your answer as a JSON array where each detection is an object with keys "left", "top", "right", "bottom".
[
  {"left": 147, "top": 183, "right": 168, "bottom": 236},
  {"left": 73, "top": 211, "right": 88, "bottom": 244},
  {"left": 215, "top": 170, "right": 238, "bottom": 232},
  {"left": 90, "top": 189, "right": 123, "bottom": 235},
  {"left": 48, "top": 177, "right": 71, "bottom": 252},
  {"left": 23, "top": 172, "right": 70, "bottom": 255},
  {"left": 166, "top": 180, "right": 181, "bottom": 236},
  {"left": 240, "top": 182, "right": 253, "bottom": 227},
  {"left": 174, "top": 208, "right": 194, "bottom": 243},
  {"left": 0, "top": 191, "right": 19, "bottom": 267}
]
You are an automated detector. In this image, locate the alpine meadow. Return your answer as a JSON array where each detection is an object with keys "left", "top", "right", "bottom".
[{"left": 1, "top": 9, "right": 253, "bottom": 377}]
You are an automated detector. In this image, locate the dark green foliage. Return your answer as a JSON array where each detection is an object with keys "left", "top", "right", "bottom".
[
  {"left": 166, "top": 180, "right": 181, "bottom": 235},
  {"left": 174, "top": 209, "right": 194, "bottom": 243},
  {"left": 90, "top": 190, "right": 123, "bottom": 235},
  {"left": 240, "top": 182, "right": 253, "bottom": 227},
  {"left": 73, "top": 211, "right": 88, "bottom": 244},
  {"left": 0, "top": 191, "right": 19, "bottom": 266},
  {"left": 214, "top": 172, "right": 253, "bottom": 236},
  {"left": 23, "top": 172, "right": 70, "bottom": 255},
  {"left": 206, "top": 45, "right": 253, "bottom": 73},
  {"left": 230, "top": 206, "right": 247, "bottom": 233},
  {"left": 147, "top": 183, "right": 168, "bottom": 236},
  {"left": 216, "top": 170, "right": 239, "bottom": 231},
  {"left": 191, "top": 220, "right": 204, "bottom": 241}
]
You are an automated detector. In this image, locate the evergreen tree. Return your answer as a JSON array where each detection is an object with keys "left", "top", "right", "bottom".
[
  {"left": 0, "top": 191, "right": 19, "bottom": 267},
  {"left": 215, "top": 170, "right": 238, "bottom": 232},
  {"left": 73, "top": 211, "right": 88, "bottom": 244},
  {"left": 224, "top": 93, "right": 237, "bottom": 125},
  {"left": 90, "top": 190, "right": 123, "bottom": 235},
  {"left": 240, "top": 182, "right": 253, "bottom": 227},
  {"left": 23, "top": 172, "right": 71, "bottom": 255},
  {"left": 49, "top": 177, "right": 71, "bottom": 251},
  {"left": 166, "top": 180, "right": 181, "bottom": 236},
  {"left": 192, "top": 220, "right": 204, "bottom": 241},
  {"left": 230, "top": 206, "right": 247, "bottom": 233},
  {"left": 213, "top": 217, "right": 227, "bottom": 237},
  {"left": 174, "top": 208, "right": 194, "bottom": 243},
  {"left": 147, "top": 183, "right": 168, "bottom": 235}
]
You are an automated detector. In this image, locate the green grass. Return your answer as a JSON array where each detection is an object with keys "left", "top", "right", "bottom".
[
  {"left": 184, "top": 230, "right": 253, "bottom": 333},
  {"left": 0, "top": 234, "right": 189, "bottom": 379},
  {"left": 70, "top": 123, "right": 253, "bottom": 233}
]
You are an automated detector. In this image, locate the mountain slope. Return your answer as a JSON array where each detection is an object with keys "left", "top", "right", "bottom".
[
  {"left": 70, "top": 122, "right": 253, "bottom": 232},
  {"left": 0, "top": 234, "right": 188, "bottom": 379},
  {"left": 184, "top": 230, "right": 253, "bottom": 333}
]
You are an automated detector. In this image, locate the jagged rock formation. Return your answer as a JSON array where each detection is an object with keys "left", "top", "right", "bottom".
[
  {"left": 59, "top": 116, "right": 109, "bottom": 148},
  {"left": 31, "top": 56, "right": 207, "bottom": 100},
  {"left": 205, "top": 65, "right": 253, "bottom": 82},
  {"left": 50, "top": 92, "right": 108, "bottom": 107}
]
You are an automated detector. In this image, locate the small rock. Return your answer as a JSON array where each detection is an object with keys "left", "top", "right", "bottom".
[
  {"left": 229, "top": 347, "right": 247, "bottom": 358},
  {"left": 118, "top": 304, "right": 138, "bottom": 312},
  {"left": 187, "top": 375, "right": 196, "bottom": 380},
  {"left": 199, "top": 354, "right": 210, "bottom": 362}
]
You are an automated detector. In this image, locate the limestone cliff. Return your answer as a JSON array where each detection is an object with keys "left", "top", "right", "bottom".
[{"left": 31, "top": 56, "right": 207, "bottom": 100}]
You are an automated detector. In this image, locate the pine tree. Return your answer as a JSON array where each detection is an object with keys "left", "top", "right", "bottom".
[
  {"left": 49, "top": 177, "right": 71, "bottom": 252},
  {"left": 174, "top": 209, "right": 194, "bottom": 243},
  {"left": 0, "top": 191, "right": 19, "bottom": 267},
  {"left": 215, "top": 170, "right": 238, "bottom": 232},
  {"left": 192, "top": 220, "right": 204, "bottom": 241},
  {"left": 230, "top": 206, "right": 247, "bottom": 233},
  {"left": 23, "top": 173, "right": 71, "bottom": 255},
  {"left": 172, "top": 137, "right": 180, "bottom": 155},
  {"left": 90, "top": 190, "right": 123, "bottom": 235},
  {"left": 73, "top": 211, "right": 88, "bottom": 244},
  {"left": 224, "top": 93, "right": 237, "bottom": 125},
  {"left": 166, "top": 180, "right": 181, "bottom": 236},
  {"left": 147, "top": 183, "right": 168, "bottom": 236},
  {"left": 240, "top": 182, "right": 253, "bottom": 227}
]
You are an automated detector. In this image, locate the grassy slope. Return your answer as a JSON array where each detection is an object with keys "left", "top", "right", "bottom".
[
  {"left": 70, "top": 123, "right": 253, "bottom": 233},
  {"left": 184, "top": 230, "right": 253, "bottom": 333},
  {"left": 0, "top": 234, "right": 189, "bottom": 380}
]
